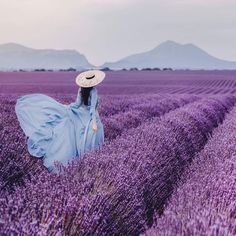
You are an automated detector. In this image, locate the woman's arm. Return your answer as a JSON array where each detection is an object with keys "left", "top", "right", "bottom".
[
  {"left": 75, "top": 87, "right": 82, "bottom": 106},
  {"left": 90, "top": 88, "right": 98, "bottom": 132}
]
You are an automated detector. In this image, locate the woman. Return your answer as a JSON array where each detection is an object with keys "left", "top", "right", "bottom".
[{"left": 15, "top": 70, "right": 105, "bottom": 173}]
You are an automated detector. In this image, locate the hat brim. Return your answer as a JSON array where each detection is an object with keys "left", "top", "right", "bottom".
[{"left": 75, "top": 70, "right": 105, "bottom": 88}]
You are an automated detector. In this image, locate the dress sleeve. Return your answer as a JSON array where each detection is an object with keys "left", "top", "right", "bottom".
[
  {"left": 65, "top": 88, "right": 82, "bottom": 109},
  {"left": 90, "top": 88, "right": 98, "bottom": 121},
  {"left": 75, "top": 88, "right": 82, "bottom": 106}
]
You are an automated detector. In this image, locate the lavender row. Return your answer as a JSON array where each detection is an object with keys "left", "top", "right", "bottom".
[
  {"left": 142, "top": 106, "right": 236, "bottom": 236},
  {"left": 0, "top": 95, "right": 235, "bottom": 235},
  {"left": 98, "top": 93, "right": 173, "bottom": 117},
  {"left": 103, "top": 94, "right": 200, "bottom": 140}
]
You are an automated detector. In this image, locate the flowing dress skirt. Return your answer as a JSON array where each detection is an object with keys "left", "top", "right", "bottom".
[{"left": 15, "top": 93, "right": 104, "bottom": 172}]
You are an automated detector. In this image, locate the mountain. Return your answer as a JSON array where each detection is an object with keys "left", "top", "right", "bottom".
[
  {"left": 102, "top": 40, "right": 236, "bottom": 70},
  {"left": 0, "top": 43, "right": 94, "bottom": 71}
]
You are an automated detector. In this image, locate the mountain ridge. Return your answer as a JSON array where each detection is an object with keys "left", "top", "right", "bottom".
[
  {"left": 1, "top": 41, "right": 236, "bottom": 70},
  {"left": 102, "top": 41, "right": 236, "bottom": 70},
  {"left": 0, "top": 43, "right": 94, "bottom": 70}
]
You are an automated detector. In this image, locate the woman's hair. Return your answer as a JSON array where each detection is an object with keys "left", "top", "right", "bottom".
[{"left": 80, "top": 87, "right": 94, "bottom": 105}]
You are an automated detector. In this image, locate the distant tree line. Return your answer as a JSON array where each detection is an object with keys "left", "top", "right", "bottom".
[
  {"left": 14, "top": 67, "right": 173, "bottom": 72},
  {"left": 96, "top": 67, "right": 173, "bottom": 71},
  {"left": 16, "top": 68, "right": 78, "bottom": 72},
  {"left": 122, "top": 67, "right": 173, "bottom": 71}
]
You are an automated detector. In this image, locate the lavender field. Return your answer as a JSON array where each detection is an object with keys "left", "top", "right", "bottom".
[{"left": 0, "top": 70, "right": 236, "bottom": 235}]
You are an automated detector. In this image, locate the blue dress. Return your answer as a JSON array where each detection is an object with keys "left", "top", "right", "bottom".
[{"left": 15, "top": 87, "right": 104, "bottom": 172}]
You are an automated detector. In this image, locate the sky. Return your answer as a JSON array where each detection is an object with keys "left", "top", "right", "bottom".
[{"left": 0, "top": 0, "right": 236, "bottom": 66}]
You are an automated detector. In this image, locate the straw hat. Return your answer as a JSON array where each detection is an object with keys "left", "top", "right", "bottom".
[{"left": 75, "top": 70, "right": 106, "bottom": 88}]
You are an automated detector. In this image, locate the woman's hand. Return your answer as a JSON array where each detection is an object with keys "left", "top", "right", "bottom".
[{"left": 92, "top": 120, "right": 97, "bottom": 132}]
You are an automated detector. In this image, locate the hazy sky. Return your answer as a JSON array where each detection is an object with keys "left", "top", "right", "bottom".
[{"left": 0, "top": 0, "right": 236, "bottom": 65}]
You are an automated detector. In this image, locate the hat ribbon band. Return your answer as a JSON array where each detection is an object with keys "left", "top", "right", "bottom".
[{"left": 86, "top": 75, "right": 95, "bottom": 80}]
